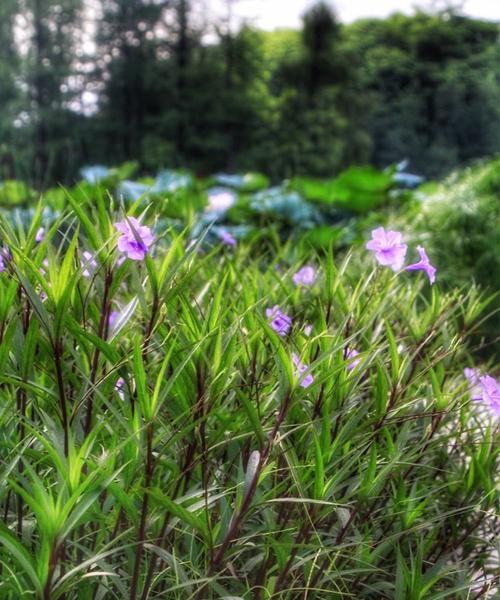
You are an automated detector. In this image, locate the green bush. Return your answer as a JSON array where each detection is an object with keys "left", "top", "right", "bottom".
[
  {"left": 0, "top": 195, "right": 497, "bottom": 599},
  {"left": 403, "top": 158, "right": 500, "bottom": 358}
]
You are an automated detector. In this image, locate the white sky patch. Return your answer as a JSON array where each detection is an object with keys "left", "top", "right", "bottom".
[{"left": 211, "top": 0, "right": 500, "bottom": 29}]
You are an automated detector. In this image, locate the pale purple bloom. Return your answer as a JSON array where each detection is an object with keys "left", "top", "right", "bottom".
[
  {"left": 0, "top": 247, "right": 11, "bottom": 272},
  {"left": 478, "top": 375, "right": 500, "bottom": 417},
  {"left": 39, "top": 258, "right": 49, "bottom": 277},
  {"left": 292, "top": 353, "right": 314, "bottom": 388},
  {"left": 293, "top": 265, "right": 317, "bottom": 287},
  {"left": 346, "top": 348, "right": 361, "bottom": 370},
  {"left": 405, "top": 245, "right": 436, "bottom": 284},
  {"left": 35, "top": 227, "right": 45, "bottom": 243},
  {"left": 114, "top": 216, "right": 154, "bottom": 261},
  {"left": 108, "top": 310, "right": 119, "bottom": 332},
  {"left": 464, "top": 367, "right": 482, "bottom": 400},
  {"left": 81, "top": 251, "right": 97, "bottom": 278},
  {"left": 366, "top": 227, "right": 407, "bottom": 271},
  {"left": 266, "top": 305, "right": 292, "bottom": 337},
  {"left": 303, "top": 324, "right": 313, "bottom": 337},
  {"left": 466, "top": 369, "right": 500, "bottom": 417},
  {"left": 115, "top": 377, "right": 125, "bottom": 400},
  {"left": 219, "top": 230, "right": 237, "bottom": 247}
]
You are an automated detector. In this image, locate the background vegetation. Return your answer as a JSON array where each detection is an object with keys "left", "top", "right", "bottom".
[{"left": 0, "top": 1, "right": 498, "bottom": 187}]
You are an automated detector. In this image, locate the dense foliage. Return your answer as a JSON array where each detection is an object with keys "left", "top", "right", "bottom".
[
  {"left": 0, "top": 1, "right": 498, "bottom": 187},
  {"left": 0, "top": 184, "right": 498, "bottom": 598}
]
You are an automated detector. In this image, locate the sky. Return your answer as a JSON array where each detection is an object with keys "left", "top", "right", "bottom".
[{"left": 212, "top": 0, "right": 500, "bottom": 29}]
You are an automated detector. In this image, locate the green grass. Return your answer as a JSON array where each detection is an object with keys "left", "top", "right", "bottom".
[{"left": 0, "top": 193, "right": 498, "bottom": 599}]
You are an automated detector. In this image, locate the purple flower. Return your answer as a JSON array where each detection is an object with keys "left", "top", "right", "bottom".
[
  {"left": 293, "top": 265, "right": 317, "bottom": 287},
  {"left": 115, "top": 377, "right": 125, "bottom": 400},
  {"left": 219, "top": 230, "right": 237, "bottom": 247},
  {"left": 366, "top": 227, "right": 407, "bottom": 271},
  {"left": 303, "top": 324, "right": 313, "bottom": 337},
  {"left": 266, "top": 305, "right": 292, "bottom": 337},
  {"left": 405, "top": 245, "right": 436, "bottom": 284},
  {"left": 35, "top": 227, "right": 45, "bottom": 243},
  {"left": 464, "top": 367, "right": 482, "bottom": 400},
  {"left": 108, "top": 310, "right": 119, "bottom": 332},
  {"left": 0, "top": 247, "right": 11, "bottom": 272},
  {"left": 478, "top": 375, "right": 500, "bottom": 417},
  {"left": 292, "top": 353, "right": 314, "bottom": 388},
  {"left": 346, "top": 348, "right": 360, "bottom": 370},
  {"left": 114, "top": 216, "right": 154, "bottom": 261},
  {"left": 466, "top": 369, "right": 500, "bottom": 418},
  {"left": 81, "top": 251, "right": 97, "bottom": 278}
]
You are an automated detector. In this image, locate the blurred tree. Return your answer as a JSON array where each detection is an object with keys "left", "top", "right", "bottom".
[
  {"left": 95, "top": 0, "right": 169, "bottom": 164},
  {"left": 0, "top": 0, "right": 20, "bottom": 180},
  {"left": 16, "top": 0, "right": 83, "bottom": 187},
  {"left": 346, "top": 11, "right": 499, "bottom": 177},
  {"left": 269, "top": 2, "right": 371, "bottom": 177},
  {"left": 1, "top": 1, "right": 498, "bottom": 184}
]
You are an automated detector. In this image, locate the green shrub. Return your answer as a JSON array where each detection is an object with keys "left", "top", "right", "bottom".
[
  {"left": 403, "top": 159, "right": 500, "bottom": 358},
  {"left": 0, "top": 195, "right": 497, "bottom": 599}
]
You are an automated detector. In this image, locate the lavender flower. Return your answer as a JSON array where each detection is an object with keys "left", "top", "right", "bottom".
[
  {"left": 219, "top": 230, "right": 237, "bottom": 247},
  {"left": 81, "top": 251, "right": 97, "bottom": 278},
  {"left": 303, "top": 324, "right": 313, "bottom": 337},
  {"left": 35, "top": 227, "right": 45, "bottom": 243},
  {"left": 114, "top": 216, "right": 154, "bottom": 261},
  {"left": 292, "top": 353, "right": 314, "bottom": 388},
  {"left": 115, "top": 377, "right": 125, "bottom": 401},
  {"left": 366, "top": 227, "right": 407, "bottom": 271},
  {"left": 465, "top": 369, "right": 500, "bottom": 418},
  {"left": 405, "top": 245, "right": 437, "bottom": 284},
  {"left": 464, "top": 367, "right": 482, "bottom": 400},
  {"left": 346, "top": 348, "right": 360, "bottom": 370},
  {"left": 293, "top": 265, "right": 317, "bottom": 287},
  {"left": 266, "top": 305, "right": 292, "bottom": 337},
  {"left": 108, "top": 310, "right": 119, "bottom": 332},
  {"left": 0, "top": 247, "right": 11, "bottom": 272},
  {"left": 478, "top": 375, "right": 500, "bottom": 417}
]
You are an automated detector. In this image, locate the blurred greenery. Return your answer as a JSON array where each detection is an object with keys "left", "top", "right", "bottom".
[{"left": 0, "top": 2, "right": 498, "bottom": 187}]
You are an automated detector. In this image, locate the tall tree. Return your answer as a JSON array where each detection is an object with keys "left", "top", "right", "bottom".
[
  {"left": 17, "top": 0, "right": 83, "bottom": 187},
  {"left": 0, "top": 0, "right": 21, "bottom": 180},
  {"left": 96, "top": 0, "right": 169, "bottom": 164},
  {"left": 271, "top": 2, "right": 371, "bottom": 177}
]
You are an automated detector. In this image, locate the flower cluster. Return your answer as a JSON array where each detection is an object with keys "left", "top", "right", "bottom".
[{"left": 366, "top": 226, "right": 436, "bottom": 284}]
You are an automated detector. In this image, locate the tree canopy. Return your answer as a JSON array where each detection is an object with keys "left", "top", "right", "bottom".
[{"left": 0, "top": 1, "right": 498, "bottom": 186}]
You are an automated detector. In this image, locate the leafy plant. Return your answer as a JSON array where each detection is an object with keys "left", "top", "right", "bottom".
[{"left": 0, "top": 192, "right": 497, "bottom": 599}]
